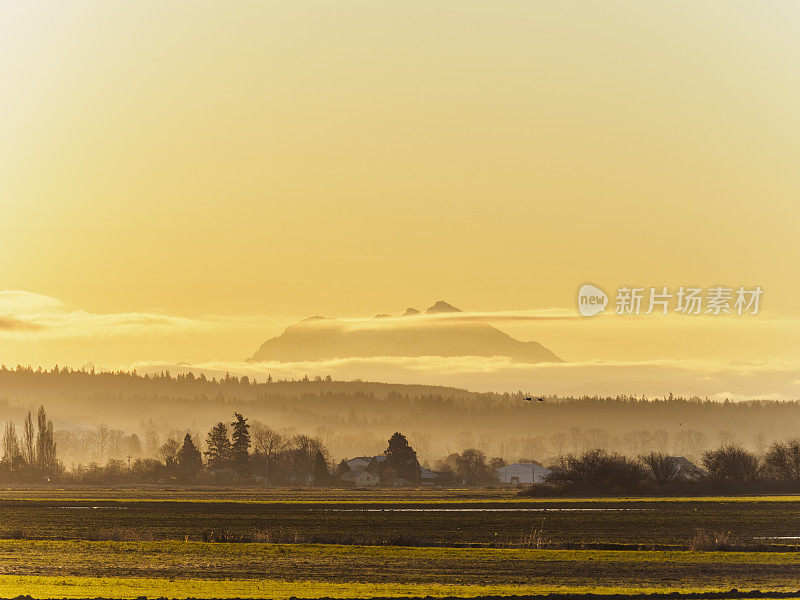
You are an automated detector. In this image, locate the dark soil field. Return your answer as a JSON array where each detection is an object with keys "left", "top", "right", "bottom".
[
  {"left": 2, "top": 488, "right": 800, "bottom": 547},
  {"left": 4, "top": 489, "right": 800, "bottom": 598}
]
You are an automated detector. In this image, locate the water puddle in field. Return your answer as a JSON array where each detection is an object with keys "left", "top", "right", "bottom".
[
  {"left": 59, "top": 506, "right": 129, "bottom": 510},
  {"left": 326, "top": 507, "right": 654, "bottom": 512}
]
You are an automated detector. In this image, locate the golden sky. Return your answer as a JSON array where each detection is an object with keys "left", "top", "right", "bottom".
[{"left": 1, "top": 2, "right": 799, "bottom": 393}]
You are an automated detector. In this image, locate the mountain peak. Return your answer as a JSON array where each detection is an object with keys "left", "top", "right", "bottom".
[
  {"left": 248, "top": 301, "right": 562, "bottom": 364},
  {"left": 300, "top": 315, "right": 328, "bottom": 322},
  {"left": 402, "top": 307, "right": 421, "bottom": 316},
  {"left": 425, "top": 300, "right": 462, "bottom": 314}
]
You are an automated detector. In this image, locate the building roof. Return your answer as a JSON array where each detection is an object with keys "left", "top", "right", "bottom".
[
  {"left": 496, "top": 462, "right": 550, "bottom": 473},
  {"left": 667, "top": 456, "right": 706, "bottom": 476},
  {"left": 419, "top": 468, "right": 437, "bottom": 480}
]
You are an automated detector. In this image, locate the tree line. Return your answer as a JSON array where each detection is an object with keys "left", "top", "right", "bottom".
[
  {"left": 9, "top": 403, "right": 800, "bottom": 494},
  {"left": 526, "top": 440, "right": 800, "bottom": 495},
  {"left": 0, "top": 405, "right": 493, "bottom": 488},
  {"left": 0, "top": 410, "right": 340, "bottom": 486},
  {"left": 1, "top": 406, "right": 57, "bottom": 480},
  {"left": 4, "top": 365, "right": 800, "bottom": 467}
]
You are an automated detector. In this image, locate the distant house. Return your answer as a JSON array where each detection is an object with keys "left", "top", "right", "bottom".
[
  {"left": 667, "top": 456, "right": 705, "bottom": 480},
  {"left": 419, "top": 467, "right": 438, "bottom": 485},
  {"left": 345, "top": 457, "right": 374, "bottom": 471},
  {"left": 346, "top": 455, "right": 387, "bottom": 473},
  {"left": 342, "top": 469, "right": 380, "bottom": 487},
  {"left": 496, "top": 463, "right": 551, "bottom": 485}
]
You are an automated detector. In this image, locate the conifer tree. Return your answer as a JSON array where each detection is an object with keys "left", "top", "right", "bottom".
[
  {"left": 204, "top": 422, "right": 231, "bottom": 469},
  {"left": 384, "top": 432, "right": 419, "bottom": 483},
  {"left": 230, "top": 413, "right": 251, "bottom": 475},
  {"left": 176, "top": 433, "right": 203, "bottom": 481}
]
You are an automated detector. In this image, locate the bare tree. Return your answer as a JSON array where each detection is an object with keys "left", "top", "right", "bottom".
[
  {"left": 640, "top": 452, "right": 682, "bottom": 487},
  {"left": 97, "top": 424, "right": 110, "bottom": 462},
  {"left": 763, "top": 440, "right": 800, "bottom": 482},
  {"left": 251, "top": 422, "right": 289, "bottom": 485},
  {"left": 2, "top": 422, "right": 20, "bottom": 464},
  {"left": 23, "top": 412, "right": 35, "bottom": 467}
]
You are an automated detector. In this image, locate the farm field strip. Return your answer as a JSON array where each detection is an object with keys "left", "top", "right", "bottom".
[
  {"left": 4, "top": 540, "right": 800, "bottom": 591},
  {"left": 5, "top": 495, "right": 800, "bottom": 547},
  {"left": 0, "top": 574, "right": 747, "bottom": 600},
  {"left": 8, "top": 540, "right": 800, "bottom": 565},
  {"left": 5, "top": 488, "right": 800, "bottom": 504}
]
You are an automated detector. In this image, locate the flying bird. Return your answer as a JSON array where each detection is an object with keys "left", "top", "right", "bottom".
[{"left": 525, "top": 397, "right": 545, "bottom": 402}]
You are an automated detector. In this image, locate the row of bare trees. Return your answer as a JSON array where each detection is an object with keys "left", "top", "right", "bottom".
[{"left": 1, "top": 406, "right": 57, "bottom": 480}]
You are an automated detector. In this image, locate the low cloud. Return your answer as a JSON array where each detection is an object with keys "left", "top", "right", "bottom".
[
  {"left": 130, "top": 356, "right": 800, "bottom": 401},
  {"left": 0, "top": 291, "right": 287, "bottom": 340},
  {"left": 0, "top": 316, "right": 42, "bottom": 332},
  {"left": 340, "top": 308, "right": 588, "bottom": 327}
]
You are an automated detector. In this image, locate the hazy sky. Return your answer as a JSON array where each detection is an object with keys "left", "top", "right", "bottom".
[{"left": 1, "top": 2, "right": 799, "bottom": 388}]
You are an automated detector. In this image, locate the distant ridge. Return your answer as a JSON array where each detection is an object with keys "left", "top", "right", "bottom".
[{"left": 248, "top": 301, "right": 562, "bottom": 363}]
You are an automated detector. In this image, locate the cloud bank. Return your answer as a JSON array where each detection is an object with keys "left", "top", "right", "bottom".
[
  {"left": 0, "top": 291, "right": 284, "bottom": 340},
  {"left": 130, "top": 356, "right": 800, "bottom": 401},
  {"left": 3, "top": 290, "right": 799, "bottom": 400}
]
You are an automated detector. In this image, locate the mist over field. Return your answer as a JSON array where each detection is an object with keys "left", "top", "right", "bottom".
[{"left": 2, "top": 366, "right": 799, "bottom": 471}]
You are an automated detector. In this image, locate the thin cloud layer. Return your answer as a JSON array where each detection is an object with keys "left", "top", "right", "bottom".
[
  {"left": 0, "top": 316, "right": 42, "bottom": 332},
  {"left": 4, "top": 290, "right": 799, "bottom": 400},
  {"left": 0, "top": 291, "right": 287, "bottom": 340},
  {"left": 130, "top": 356, "right": 800, "bottom": 401}
]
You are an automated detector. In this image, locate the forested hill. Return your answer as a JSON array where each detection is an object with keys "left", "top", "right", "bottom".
[
  {"left": 0, "top": 364, "right": 480, "bottom": 402},
  {"left": 1, "top": 366, "right": 800, "bottom": 465}
]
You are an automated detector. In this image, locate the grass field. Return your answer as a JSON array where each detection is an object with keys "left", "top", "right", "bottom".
[
  {"left": 4, "top": 540, "right": 800, "bottom": 596},
  {"left": 0, "top": 575, "right": 746, "bottom": 600},
  {"left": 5, "top": 488, "right": 800, "bottom": 598}
]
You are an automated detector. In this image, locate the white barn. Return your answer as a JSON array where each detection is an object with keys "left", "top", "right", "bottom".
[{"left": 496, "top": 463, "right": 550, "bottom": 485}]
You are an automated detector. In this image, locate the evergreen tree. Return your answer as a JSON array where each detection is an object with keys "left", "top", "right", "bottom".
[
  {"left": 384, "top": 432, "right": 419, "bottom": 483},
  {"left": 204, "top": 422, "right": 231, "bottom": 469},
  {"left": 312, "top": 450, "right": 331, "bottom": 486},
  {"left": 176, "top": 434, "right": 203, "bottom": 482},
  {"left": 230, "top": 413, "right": 251, "bottom": 475}
]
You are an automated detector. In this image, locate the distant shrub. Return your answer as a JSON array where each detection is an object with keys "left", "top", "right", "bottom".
[
  {"left": 640, "top": 452, "right": 685, "bottom": 486},
  {"left": 545, "top": 449, "right": 646, "bottom": 494},
  {"left": 517, "top": 483, "right": 561, "bottom": 497},
  {"left": 0, "top": 529, "right": 26, "bottom": 540},
  {"left": 386, "top": 533, "right": 419, "bottom": 546},
  {"left": 703, "top": 445, "right": 759, "bottom": 488},
  {"left": 201, "top": 529, "right": 242, "bottom": 543},
  {"left": 763, "top": 440, "right": 800, "bottom": 482},
  {"left": 690, "top": 528, "right": 736, "bottom": 551}
]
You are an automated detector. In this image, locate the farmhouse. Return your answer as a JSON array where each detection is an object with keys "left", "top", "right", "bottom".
[
  {"left": 496, "top": 462, "right": 550, "bottom": 485},
  {"left": 419, "top": 467, "right": 438, "bottom": 485},
  {"left": 342, "top": 469, "right": 380, "bottom": 487},
  {"left": 345, "top": 457, "right": 373, "bottom": 470},
  {"left": 345, "top": 455, "right": 387, "bottom": 472}
]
